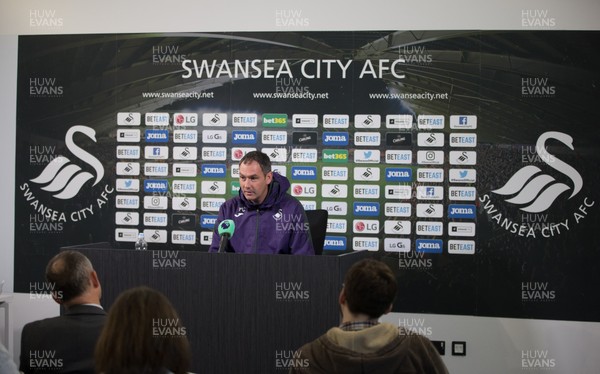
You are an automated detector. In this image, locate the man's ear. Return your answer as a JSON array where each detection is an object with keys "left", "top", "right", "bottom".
[
  {"left": 90, "top": 270, "right": 100, "bottom": 288},
  {"left": 52, "top": 292, "right": 63, "bottom": 305},
  {"left": 383, "top": 303, "right": 393, "bottom": 315},
  {"left": 266, "top": 171, "right": 273, "bottom": 184},
  {"left": 338, "top": 287, "right": 346, "bottom": 305}
]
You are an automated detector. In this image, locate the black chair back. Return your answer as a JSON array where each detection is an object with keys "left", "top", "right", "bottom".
[{"left": 305, "top": 209, "right": 328, "bottom": 255}]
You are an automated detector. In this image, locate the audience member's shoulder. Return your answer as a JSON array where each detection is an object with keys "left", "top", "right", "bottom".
[{"left": 23, "top": 315, "right": 60, "bottom": 329}]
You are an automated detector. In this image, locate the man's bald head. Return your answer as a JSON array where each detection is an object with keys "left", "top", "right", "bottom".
[{"left": 45, "top": 250, "right": 95, "bottom": 304}]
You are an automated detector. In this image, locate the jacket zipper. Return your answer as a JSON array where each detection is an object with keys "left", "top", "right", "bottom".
[{"left": 254, "top": 208, "right": 260, "bottom": 253}]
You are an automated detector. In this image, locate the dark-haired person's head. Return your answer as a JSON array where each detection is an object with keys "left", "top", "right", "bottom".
[
  {"left": 45, "top": 250, "right": 101, "bottom": 307},
  {"left": 239, "top": 151, "right": 273, "bottom": 205},
  {"left": 341, "top": 259, "right": 397, "bottom": 319},
  {"left": 240, "top": 150, "right": 272, "bottom": 174},
  {"left": 95, "top": 286, "right": 191, "bottom": 374}
]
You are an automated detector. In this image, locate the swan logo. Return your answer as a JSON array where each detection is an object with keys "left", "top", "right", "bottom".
[
  {"left": 29, "top": 126, "right": 105, "bottom": 200},
  {"left": 492, "top": 132, "right": 582, "bottom": 213},
  {"left": 480, "top": 131, "right": 595, "bottom": 239}
]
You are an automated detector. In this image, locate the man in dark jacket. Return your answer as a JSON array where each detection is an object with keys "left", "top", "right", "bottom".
[
  {"left": 209, "top": 150, "right": 314, "bottom": 255},
  {"left": 20, "top": 250, "right": 106, "bottom": 374},
  {"left": 291, "top": 259, "right": 448, "bottom": 374}
]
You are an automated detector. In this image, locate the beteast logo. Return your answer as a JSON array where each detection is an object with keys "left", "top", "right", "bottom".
[
  {"left": 417, "top": 115, "right": 444, "bottom": 130},
  {"left": 262, "top": 131, "right": 287, "bottom": 145},
  {"left": 354, "top": 132, "right": 381, "bottom": 146},
  {"left": 291, "top": 148, "right": 317, "bottom": 163},
  {"left": 232, "top": 113, "right": 258, "bottom": 127},
  {"left": 20, "top": 126, "right": 113, "bottom": 224}
]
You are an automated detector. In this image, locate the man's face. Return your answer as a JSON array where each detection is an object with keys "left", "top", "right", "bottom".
[{"left": 239, "top": 160, "right": 272, "bottom": 205}]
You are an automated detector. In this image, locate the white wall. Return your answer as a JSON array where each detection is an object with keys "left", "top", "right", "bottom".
[
  {"left": 1, "top": 0, "right": 599, "bottom": 372},
  {"left": 382, "top": 313, "right": 600, "bottom": 373}
]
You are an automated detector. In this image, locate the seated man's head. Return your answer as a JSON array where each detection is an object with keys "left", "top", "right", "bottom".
[
  {"left": 340, "top": 258, "right": 397, "bottom": 320},
  {"left": 239, "top": 150, "right": 273, "bottom": 204},
  {"left": 45, "top": 250, "right": 101, "bottom": 307}
]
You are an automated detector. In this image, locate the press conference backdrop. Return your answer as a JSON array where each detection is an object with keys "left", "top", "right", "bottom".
[{"left": 14, "top": 31, "right": 600, "bottom": 322}]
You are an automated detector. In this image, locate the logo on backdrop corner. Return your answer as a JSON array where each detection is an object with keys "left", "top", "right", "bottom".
[
  {"left": 29, "top": 126, "right": 104, "bottom": 200},
  {"left": 20, "top": 125, "right": 114, "bottom": 224},
  {"left": 480, "top": 131, "right": 594, "bottom": 239},
  {"left": 491, "top": 132, "right": 582, "bottom": 213}
]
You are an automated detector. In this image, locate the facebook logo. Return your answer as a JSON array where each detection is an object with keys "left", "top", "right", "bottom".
[
  {"left": 426, "top": 187, "right": 435, "bottom": 197},
  {"left": 153, "top": 147, "right": 160, "bottom": 156},
  {"left": 459, "top": 116, "right": 468, "bottom": 125}
]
